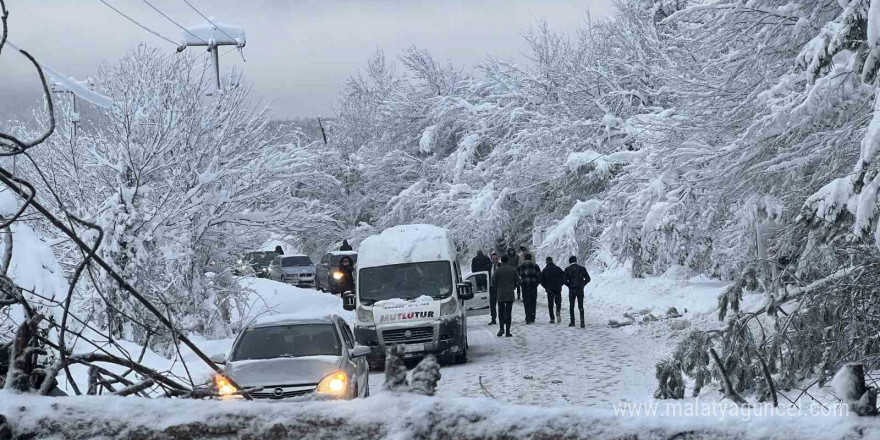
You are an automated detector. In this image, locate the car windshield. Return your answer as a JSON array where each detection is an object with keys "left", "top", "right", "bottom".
[
  {"left": 358, "top": 261, "right": 452, "bottom": 304},
  {"left": 282, "top": 256, "right": 312, "bottom": 267},
  {"left": 331, "top": 254, "right": 357, "bottom": 266},
  {"left": 245, "top": 252, "right": 275, "bottom": 265},
  {"left": 230, "top": 324, "right": 341, "bottom": 361}
]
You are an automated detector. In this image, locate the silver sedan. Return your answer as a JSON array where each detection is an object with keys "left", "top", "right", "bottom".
[{"left": 212, "top": 314, "right": 370, "bottom": 400}]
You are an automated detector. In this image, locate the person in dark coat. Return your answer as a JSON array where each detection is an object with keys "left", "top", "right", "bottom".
[
  {"left": 517, "top": 253, "right": 542, "bottom": 324},
  {"left": 563, "top": 256, "right": 591, "bottom": 328},
  {"left": 274, "top": 245, "right": 284, "bottom": 255},
  {"left": 491, "top": 255, "right": 519, "bottom": 337},
  {"left": 505, "top": 248, "right": 520, "bottom": 300},
  {"left": 339, "top": 240, "right": 353, "bottom": 251},
  {"left": 541, "top": 257, "right": 565, "bottom": 324},
  {"left": 471, "top": 250, "right": 492, "bottom": 274},
  {"left": 487, "top": 252, "right": 501, "bottom": 325},
  {"left": 337, "top": 255, "right": 355, "bottom": 294}
]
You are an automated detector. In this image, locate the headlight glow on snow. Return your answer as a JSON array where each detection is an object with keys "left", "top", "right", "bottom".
[
  {"left": 333, "top": 271, "right": 344, "bottom": 280},
  {"left": 316, "top": 371, "right": 347, "bottom": 395},
  {"left": 214, "top": 375, "right": 237, "bottom": 396}
]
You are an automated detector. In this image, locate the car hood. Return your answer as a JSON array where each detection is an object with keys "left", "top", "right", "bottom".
[
  {"left": 225, "top": 356, "right": 342, "bottom": 387},
  {"left": 281, "top": 266, "right": 314, "bottom": 274}
]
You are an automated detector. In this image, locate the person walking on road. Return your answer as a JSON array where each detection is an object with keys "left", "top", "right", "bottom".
[
  {"left": 492, "top": 255, "right": 519, "bottom": 337},
  {"left": 505, "top": 248, "right": 520, "bottom": 300},
  {"left": 541, "top": 257, "right": 565, "bottom": 324},
  {"left": 564, "top": 256, "right": 591, "bottom": 328},
  {"left": 339, "top": 239, "right": 353, "bottom": 251},
  {"left": 274, "top": 245, "right": 284, "bottom": 255},
  {"left": 517, "top": 253, "right": 541, "bottom": 324},
  {"left": 487, "top": 252, "right": 502, "bottom": 325}
]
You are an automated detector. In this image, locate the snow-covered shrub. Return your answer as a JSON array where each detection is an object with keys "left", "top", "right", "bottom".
[
  {"left": 383, "top": 345, "right": 409, "bottom": 392},
  {"left": 410, "top": 355, "right": 441, "bottom": 396}
]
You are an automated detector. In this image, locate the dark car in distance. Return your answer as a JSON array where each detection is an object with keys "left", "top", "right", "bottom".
[{"left": 235, "top": 251, "right": 277, "bottom": 278}]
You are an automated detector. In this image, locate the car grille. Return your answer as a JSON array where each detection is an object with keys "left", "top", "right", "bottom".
[
  {"left": 382, "top": 326, "right": 434, "bottom": 344},
  {"left": 250, "top": 388, "right": 314, "bottom": 400}
]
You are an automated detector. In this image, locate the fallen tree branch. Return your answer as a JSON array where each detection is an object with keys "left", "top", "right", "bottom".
[
  {"left": 114, "top": 379, "right": 155, "bottom": 397},
  {"left": 40, "top": 352, "right": 189, "bottom": 396},
  {"left": 709, "top": 348, "right": 750, "bottom": 407}
]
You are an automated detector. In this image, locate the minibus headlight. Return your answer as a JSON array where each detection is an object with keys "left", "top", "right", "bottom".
[
  {"left": 440, "top": 298, "right": 458, "bottom": 316},
  {"left": 356, "top": 305, "right": 373, "bottom": 323}
]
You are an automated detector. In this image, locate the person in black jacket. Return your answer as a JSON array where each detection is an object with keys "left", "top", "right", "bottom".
[
  {"left": 470, "top": 250, "right": 492, "bottom": 295},
  {"left": 471, "top": 250, "right": 492, "bottom": 273},
  {"left": 274, "top": 245, "right": 284, "bottom": 255},
  {"left": 337, "top": 255, "right": 355, "bottom": 293},
  {"left": 563, "top": 255, "right": 591, "bottom": 328},
  {"left": 339, "top": 240, "right": 353, "bottom": 251},
  {"left": 541, "top": 257, "right": 565, "bottom": 324}
]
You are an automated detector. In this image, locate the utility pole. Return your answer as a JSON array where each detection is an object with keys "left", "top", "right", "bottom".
[
  {"left": 50, "top": 77, "right": 94, "bottom": 153},
  {"left": 177, "top": 18, "right": 246, "bottom": 95}
]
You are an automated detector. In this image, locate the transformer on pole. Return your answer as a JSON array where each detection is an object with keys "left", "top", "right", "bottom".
[{"left": 177, "top": 18, "right": 246, "bottom": 95}]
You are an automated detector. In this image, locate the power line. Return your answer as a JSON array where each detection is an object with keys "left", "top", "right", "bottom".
[
  {"left": 97, "top": 0, "right": 180, "bottom": 47},
  {"left": 140, "top": 0, "right": 208, "bottom": 45},
  {"left": 180, "top": 0, "right": 236, "bottom": 43}
]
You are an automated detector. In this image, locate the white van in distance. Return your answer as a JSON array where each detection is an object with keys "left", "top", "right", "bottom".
[{"left": 342, "top": 224, "right": 474, "bottom": 369}]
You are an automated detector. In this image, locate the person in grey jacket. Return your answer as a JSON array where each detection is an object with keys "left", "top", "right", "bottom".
[{"left": 492, "top": 255, "right": 520, "bottom": 337}]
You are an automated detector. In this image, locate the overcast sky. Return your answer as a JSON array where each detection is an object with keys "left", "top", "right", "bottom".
[{"left": 0, "top": 0, "right": 614, "bottom": 120}]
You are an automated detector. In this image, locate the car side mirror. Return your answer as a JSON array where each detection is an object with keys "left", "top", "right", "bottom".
[
  {"left": 210, "top": 353, "right": 227, "bottom": 365},
  {"left": 342, "top": 291, "right": 356, "bottom": 311},
  {"left": 350, "top": 345, "right": 371, "bottom": 358},
  {"left": 457, "top": 282, "right": 474, "bottom": 300}
]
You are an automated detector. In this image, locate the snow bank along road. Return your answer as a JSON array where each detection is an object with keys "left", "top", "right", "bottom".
[{"left": 4, "top": 392, "right": 879, "bottom": 440}]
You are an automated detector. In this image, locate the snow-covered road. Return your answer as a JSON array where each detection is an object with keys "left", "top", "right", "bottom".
[{"left": 366, "top": 294, "right": 659, "bottom": 407}]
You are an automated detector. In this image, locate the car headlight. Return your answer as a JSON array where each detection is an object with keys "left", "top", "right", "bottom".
[
  {"left": 315, "top": 371, "right": 347, "bottom": 395},
  {"left": 214, "top": 374, "right": 237, "bottom": 396},
  {"left": 440, "top": 298, "right": 458, "bottom": 316},
  {"left": 332, "top": 271, "right": 344, "bottom": 280},
  {"left": 356, "top": 305, "right": 373, "bottom": 323}
]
